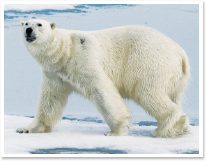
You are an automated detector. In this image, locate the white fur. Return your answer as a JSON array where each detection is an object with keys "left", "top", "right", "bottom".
[{"left": 17, "top": 19, "right": 190, "bottom": 138}]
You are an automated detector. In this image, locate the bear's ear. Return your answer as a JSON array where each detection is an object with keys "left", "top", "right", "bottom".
[
  {"left": 50, "top": 22, "right": 56, "bottom": 30},
  {"left": 20, "top": 21, "right": 25, "bottom": 27}
]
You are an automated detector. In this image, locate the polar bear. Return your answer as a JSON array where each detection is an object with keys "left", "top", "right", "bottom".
[{"left": 17, "top": 19, "right": 190, "bottom": 138}]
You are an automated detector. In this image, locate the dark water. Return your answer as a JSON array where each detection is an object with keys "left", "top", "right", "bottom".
[
  {"left": 62, "top": 116, "right": 104, "bottom": 124},
  {"left": 4, "top": 4, "right": 135, "bottom": 20},
  {"left": 175, "top": 150, "right": 199, "bottom": 154},
  {"left": 30, "top": 147, "right": 127, "bottom": 154},
  {"left": 24, "top": 115, "right": 199, "bottom": 126},
  {"left": 29, "top": 147, "right": 199, "bottom": 154}
]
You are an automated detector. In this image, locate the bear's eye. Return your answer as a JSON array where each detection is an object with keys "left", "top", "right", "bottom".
[
  {"left": 25, "top": 23, "right": 28, "bottom": 26},
  {"left": 37, "top": 23, "right": 42, "bottom": 27}
]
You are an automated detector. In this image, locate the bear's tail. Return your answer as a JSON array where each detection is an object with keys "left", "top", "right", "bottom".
[
  {"left": 169, "top": 54, "right": 190, "bottom": 106},
  {"left": 182, "top": 56, "right": 190, "bottom": 78}
]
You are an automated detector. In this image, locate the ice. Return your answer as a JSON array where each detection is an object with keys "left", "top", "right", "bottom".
[
  {"left": 4, "top": 115, "right": 199, "bottom": 155},
  {"left": 4, "top": 4, "right": 76, "bottom": 11}
]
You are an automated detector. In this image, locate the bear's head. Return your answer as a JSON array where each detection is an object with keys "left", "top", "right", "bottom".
[{"left": 20, "top": 19, "right": 56, "bottom": 44}]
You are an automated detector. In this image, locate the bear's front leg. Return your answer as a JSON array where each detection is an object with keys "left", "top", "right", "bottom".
[
  {"left": 89, "top": 78, "right": 132, "bottom": 136},
  {"left": 16, "top": 71, "right": 71, "bottom": 133},
  {"left": 16, "top": 118, "right": 50, "bottom": 133}
]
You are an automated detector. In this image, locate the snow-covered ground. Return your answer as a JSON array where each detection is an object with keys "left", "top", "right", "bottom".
[
  {"left": 4, "top": 4, "right": 77, "bottom": 11},
  {"left": 4, "top": 115, "right": 199, "bottom": 155},
  {"left": 3, "top": 2, "right": 202, "bottom": 157}
]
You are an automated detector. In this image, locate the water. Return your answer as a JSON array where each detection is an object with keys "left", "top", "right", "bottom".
[
  {"left": 30, "top": 147, "right": 127, "bottom": 154},
  {"left": 30, "top": 147, "right": 199, "bottom": 154}
]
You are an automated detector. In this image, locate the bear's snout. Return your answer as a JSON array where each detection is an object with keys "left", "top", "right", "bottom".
[
  {"left": 25, "top": 27, "right": 36, "bottom": 43},
  {"left": 26, "top": 27, "right": 33, "bottom": 36}
]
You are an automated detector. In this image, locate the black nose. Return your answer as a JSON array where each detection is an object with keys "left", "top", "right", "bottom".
[{"left": 26, "top": 28, "right": 33, "bottom": 36}]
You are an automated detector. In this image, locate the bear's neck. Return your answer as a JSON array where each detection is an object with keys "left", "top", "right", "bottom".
[{"left": 27, "top": 32, "right": 71, "bottom": 72}]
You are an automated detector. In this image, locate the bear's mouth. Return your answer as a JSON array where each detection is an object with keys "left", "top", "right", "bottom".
[{"left": 26, "top": 36, "right": 36, "bottom": 43}]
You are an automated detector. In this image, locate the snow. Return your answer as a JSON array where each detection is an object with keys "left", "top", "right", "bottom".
[
  {"left": 4, "top": 4, "right": 76, "bottom": 11},
  {"left": 4, "top": 115, "right": 199, "bottom": 156}
]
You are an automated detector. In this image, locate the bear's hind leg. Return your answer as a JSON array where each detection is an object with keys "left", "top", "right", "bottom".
[{"left": 139, "top": 94, "right": 190, "bottom": 138}]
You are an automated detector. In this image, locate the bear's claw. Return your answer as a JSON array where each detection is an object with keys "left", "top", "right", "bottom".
[{"left": 16, "top": 128, "right": 29, "bottom": 133}]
